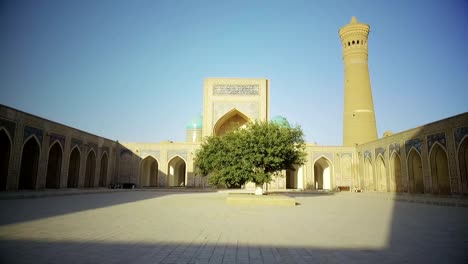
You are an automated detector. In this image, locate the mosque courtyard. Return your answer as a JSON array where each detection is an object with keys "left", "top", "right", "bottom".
[{"left": 0, "top": 190, "right": 466, "bottom": 263}]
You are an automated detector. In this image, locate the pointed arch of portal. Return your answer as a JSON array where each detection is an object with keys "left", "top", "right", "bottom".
[
  {"left": 213, "top": 108, "right": 250, "bottom": 136},
  {"left": 167, "top": 155, "right": 186, "bottom": 187},
  {"left": 407, "top": 147, "right": 424, "bottom": 193},
  {"left": 313, "top": 156, "right": 333, "bottom": 190},
  {"left": 364, "top": 157, "right": 374, "bottom": 191},
  {"left": 429, "top": 142, "right": 450, "bottom": 194},
  {"left": 140, "top": 156, "right": 159, "bottom": 187},
  {"left": 0, "top": 128, "right": 12, "bottom": 190}
]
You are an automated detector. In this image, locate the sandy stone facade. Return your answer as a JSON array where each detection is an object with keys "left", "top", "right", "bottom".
[{"left": 1, "top": 17, "right": 467, "bottom": 195}]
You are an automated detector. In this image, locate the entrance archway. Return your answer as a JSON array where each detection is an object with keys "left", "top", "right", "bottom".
[
  {"left": 430, "top": 144, "right": 450, "bottom": 194},
  {"left": 141, "top": 156, "right": 159, "bottom": 187},
  {"left": 376, "top": 155, "right": 387, "bottom": 192},
  {"left": 46, "top": 142, "right": 62, "bottom": 188},
  {"left": 99, "top": 152, "right": 108, "bottom": 187},
  {"left": 68, "top": 147, "right": 80, "bottom": 188},
  {"left": 168, "top": 156, "right": 186, "bottom": 187},
  {"left": 459, "top": 137, "right": 468, "bottom": 193},
  {"left": 391, "top": 153, "right": 403, "bottom": 192},
  {"left": 0, "top": 130, "right": 11, "bottom": 190},
  {"left": 314, "top": 157, "right": 332, "bottom": 190},
  {"left": 213, "top": 109, "right": 249, "bottom": 136},
  {"left": 85, "top": 150, "right": 96, "bottom": 187},
  {"left": 408, "top": 149, "right": 424, "bottom": 193},
  {"left": 19, "top": 137, "right": 40, "bottom": 189},
  {"left": 364, "top": 158, "right": 374, "bottom": 191}
]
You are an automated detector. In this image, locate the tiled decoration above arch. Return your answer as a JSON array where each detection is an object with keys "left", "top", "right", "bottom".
[
  {"left": 87, "top": 142, "right": 98, "bottom": 154},
  {"left": 427, "top": 132, "right": 446, "bottom": 151},
  {"left": 312, "top": 152, "right": 333, "bottom": 162},
  {"left": 23, "top": 126, "right": 43, "bottom": 145},
  {"left": 375, "top": 147, "right": 386, "bottom": 158},
  {"left": 167, "top": 150, "right": 187, "bottom": 160},
  {"left": 405, "top": 138, "right": 422, "bottom": 154},
  {"left": 363, "top": 150, "right": 372, "bottom": 160},
  {"left": 101, "top": 146, "right": 109, "bottom": 155},
  {"left": 0, "top": 118, "right": 16, "bottom": 141},
  {"left": 454, "top": 126, "right": 468, "bottom": 149},
  {"left": 340, "top": 152, "right": 352, "bottom": 158},
  {"left": 389, "top": 143, "right": 401, "bottom": 155},
  {"left": 71, "top": 138, "right": 83, "bottom": 150},
  {"left": 49, "top": 132, "right": 65, "bottom": 148},
  {"left": 140, "top": 150, "right": 160, "bottom": 160}
]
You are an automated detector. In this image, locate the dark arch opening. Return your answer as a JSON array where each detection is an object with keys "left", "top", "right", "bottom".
[
  {"left": 19, "top": 137, "right": 40, "bottom": 189},
  {"left": 168, "top": 156, "right": 186, "bottom": 187},
  {"left": 0, "top": 130, "right": 11, "bottom": 190},
  {"left": 46, "top": 142, "right": 62, "bottom": 188},
  {"left": 141, "top": 156, "right": 159, "bottom": 187},
  {"left": 459, "top": 137, "right": 468, "bottom": 193},
  {"left": 85, "top": 151, "right": 96, "bottom": 187},
  {"left": 391, "top": 153, "right": 403, "bottom": 192},
  {"left": 430, "top": 144, "right": 450, "bottom": 194},
  {"left": 99, "top": 153, "right": 108, "bottom": 187},
  {"left": 408, "top": 149, "right": 424, "bottom": 193},
  {"left": 68, "top": 147, "right": 81, "bottom": 188}
]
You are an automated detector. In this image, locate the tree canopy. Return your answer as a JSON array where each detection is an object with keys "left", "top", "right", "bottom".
[{"left": 194, "top": 120, "right": 307, "bottom": 187}]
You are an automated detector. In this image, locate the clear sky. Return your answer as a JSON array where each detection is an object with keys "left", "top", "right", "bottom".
[{"left": 1, "top": 0, "right": 467, "bottom": 145}]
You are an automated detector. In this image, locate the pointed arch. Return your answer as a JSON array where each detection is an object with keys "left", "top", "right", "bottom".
[
  {"left": 19, "top": 136, "right": 41, "bottom": 189},
  {"left": 84, "top": 149, "right": 96, "bottom": 188},
  {"left": 46, "top": 141, "right": 63, "bottom": 188},
  {"left": 213, "top": 109, "right": 250, "bottom": 136},
  {"left": 0, "top": 128, "right": 12, "bottom": 190},
  {"left": 99, "top": 152, "right": 108, "bottom": 187},
  {"left": 68, "top": 146, "right": 81, "bottom": 188},
  {"left": 376, "top": 154, "right": 387, "bottom": 192},
  {"left": 313, "top": 156, "right": 333, "bottom": 190},
  {"left": 390, "top": 152, "right": 403, "bottom": 192},
  {"left": 459, "top": 136, "right": 468, "bottom": 193},
  {"left": 429, "top": 142, "right": 450, "bottom": 194},
  {"left": 167, "top": 155, "right": 186, "bottom": 187},
  {"left": 140, "top": 156, "right": 159, "bottom": 187},
  {"left": 286, "top": 165, "right": 304, "bottom": 189},
  {"left": 364, "top": 157, "right": 375, "bottom": 191},
  {"left": 407, "top": 147, "right": 424, "bottom": 193}
]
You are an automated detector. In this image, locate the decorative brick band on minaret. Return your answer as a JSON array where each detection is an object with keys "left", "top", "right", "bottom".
[{"left": 339, "top": 16, "right": 378, "bottom": 146}]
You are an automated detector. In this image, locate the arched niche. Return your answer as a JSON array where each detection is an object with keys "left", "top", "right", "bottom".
[
  {"left": 407, "top": 148, "right": 424, "bottom": 193},
  {"left": 314, "top": 157, "right": 332, "bottom": 190},
  {"left": 376, "top": 155, "right": 387, "bottom": 192},
  {"left": 99, "top": 152, "right": 108, "bottom": 187},
  {"left": 0, "top": 129, "right": 12, "bottom": 190},
  {"left": 213, "top": 109, "right": 250, "bottom": 136},
  {"left": 168, "top": 156, "right": 186, "bottom": 187},
  {"left": 46, "top": 141, "right": 63, "bottom": 189},
  {"left": 430, "top": 143, "right": 450, "bottom": 194},
  {"left": 68, "top": 147, "right": 81, "bottom": 188},
  {"left": 84, "top": 150, "right": 96, "bottom": 188},
  {"left": 19, "top": 136, "right": 41, "bottom": 189},
  {"left": 141, "top": 156, "right": 159, "bottom": 187},
  {"left": 459, "top": 137, "right": 468, "bottom": 193},
  {"left": 390, "top": 153, "right": 403, "bottom": 192}
]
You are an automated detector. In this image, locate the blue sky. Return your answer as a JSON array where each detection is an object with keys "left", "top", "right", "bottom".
[{"left": 1, "top": 0, "right": 467, "bottom": 145}]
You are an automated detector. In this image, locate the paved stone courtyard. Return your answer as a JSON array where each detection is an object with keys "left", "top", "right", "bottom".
[{"left": 0, "top": 190, "right": 467, "bottom": 263}]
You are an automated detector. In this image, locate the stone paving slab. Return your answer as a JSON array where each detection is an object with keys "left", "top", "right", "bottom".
[{"left": 0, "top": 190, "right": 467, "bottom": 263}]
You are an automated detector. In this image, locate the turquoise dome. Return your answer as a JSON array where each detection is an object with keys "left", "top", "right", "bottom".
[
  {"left": 271, "top": 115, "right": 290, "bottom": 128},
  {"left": 186, "top": 114, "right": 203, "bottom": 129}
]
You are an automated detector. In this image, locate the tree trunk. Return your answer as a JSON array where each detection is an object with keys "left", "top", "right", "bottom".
[{"left": 255, "top": 183, "right": 263, "bottom": 195}]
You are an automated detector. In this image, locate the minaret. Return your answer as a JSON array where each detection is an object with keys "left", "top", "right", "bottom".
[{"left": 339, "top": 16, "right": 377, "bottom": 146}]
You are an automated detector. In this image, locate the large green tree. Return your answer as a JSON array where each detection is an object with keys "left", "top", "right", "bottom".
[{"left": 194, "top": 121, "right": 307, "bottom": 193}]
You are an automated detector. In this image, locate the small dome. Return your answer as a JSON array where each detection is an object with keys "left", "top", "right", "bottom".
[
  {"left": 271, "top": 115, "right": 290, "bottom": 128},
  {"left": 186, "top": 114, "right": 203, "bottom": 129}
]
